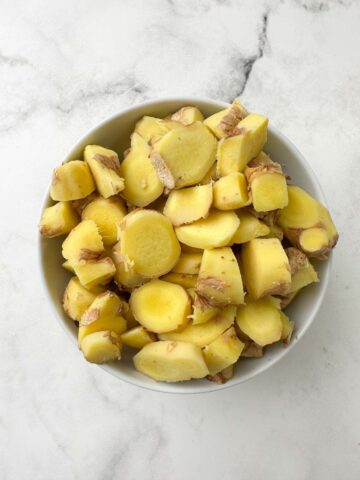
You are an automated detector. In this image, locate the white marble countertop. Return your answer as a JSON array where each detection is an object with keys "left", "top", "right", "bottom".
[{"left": 1, "top": 0, "right": 359, "bottom": 478}]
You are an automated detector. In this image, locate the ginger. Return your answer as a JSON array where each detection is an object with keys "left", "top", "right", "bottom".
[
  {"left": 111, "top": 241, "right": 146, "bottom": 290},
  {"left": 203, "top": 100, "right": 248, "bottom": 139},
  {"left": 202, "top": 327, "right": 244, "bottom": 375},
  {"left": 245, "top": 152, "right": 288, "bottom": 212},
  {"left": 278, "top": 185, "right": 338, "bottom": 258},
  {"left": 62, "top": 219, "right": 104, "bottom": 263},
  {"left": 213, "top": 172, "right": 249, "bottom": 210},
  {"left": 231, "top": 210, "right": 270, "bottom": 244},
  {"left": 207, "top": 365, "right": 234, "bottom": 384},
  {"left": 121, "top": 326, "right": 156, "bottom": 349},
  {"left": 135, "top": 116, "right": 179, "bottom": 143},
  {"left": 130, "top": 280, "right": 191, "bottom": 333},
  {"left": 241, "top": 238, "right": 291, "bottom": 299},
  {"left": 50, "top": 160, "right": 96, "bottom": 201},
  {"left": 73, "top": 257, "right": 116, "bottom": 289},
  {"left": 39, "top": 201, "right": 79, "bottom": 237},
  {"left": 163, "top": 184, "right": 213, "bottom": 226},
  {"left": 161, "top": 272, "right": 198, "bottom": 289},
  {"left": 171, "top": 106, "right": 204, "bottom": 125},
  {"left": 80, "top": 331, "right": 122, "bottom": 364},
  {"left": 84, "top": 145, "right": 124, "bottom": 198},
  {"left": 286, "top": 247, "right": 318, "bottom": 293},
  {"left": 62, "top": 277, "right": 104, "bottom": 322}
]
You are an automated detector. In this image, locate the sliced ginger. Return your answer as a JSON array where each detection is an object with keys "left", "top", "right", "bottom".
[
  {"left": 119, "top": 209, "right": 181, "bottom": 278},
  {"left": 78, "top": 291, "right": 127, "bottom": 344},
  {"left": 130, "top": 280, "right": 191, "bottom": 333},
  {"left": 50, "top": 160, "right": 96, "bottom": 201},
  {"left": 278, "top": 185, "right": 338, "bottom": 258},
  {"left": 81, "top": 196, "right": 127, "bottom": 245},
  {"left": 133, "top": 340, "right": 209, "bottom": 382},
  {"left": 202, "top": 327, "right": 245, "bottom": 375},
  {"left": 196, "top": 247, "right": 244, "bottom": 306},
  {"left": 80, "top": 331, "right": 122, "bottom": 364},
  {"left": 159, "top": 305, "right": 236, "bottom": 346},
  {"left": 42, "top": 99, "right": 338, "bottom": 382},
  {"left": 217, "top": 114, "right": 268, "bottom": 176},
  {"left": 150, "top": 122, "right": 217, "bottom": 189},
  {"left": 245, "top": 152, "right": 288, "bottom": 212},
  {"left": 163, "top": 184, "right": 213, "bottom": 226},
  {"left": 120, "top": 133, "right": 164, "bottom": 207},
  {"left": 236, "top": 297, "right": 283, "bottom": 346},
  {"left": 84, "top": 145, "right": 124, "bottom": 198},
  {"left": 175, "top": 210, "right": 240, "bottom": 249},
  {"left": 40, "top": 201, "right": 79, "bottom": 237},
  {"left": 213, "top": 172, "right": 249, "bottom": 210}
]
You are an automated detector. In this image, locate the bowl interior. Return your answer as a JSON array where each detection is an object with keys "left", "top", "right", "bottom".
[{"left": 39, "top": 97, "right": 330, "bottom": 394}]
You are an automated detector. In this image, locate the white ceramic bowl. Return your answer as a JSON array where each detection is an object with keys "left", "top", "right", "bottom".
[{"left": 38, "top": 97, "right": 331, "bottom": 394}]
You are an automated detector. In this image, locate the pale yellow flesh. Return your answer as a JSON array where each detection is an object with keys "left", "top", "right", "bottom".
[
  {"left": 78, "top": 291, "right": 127, "bottom": 343},
  {"left": 130, "top": 280, "right": 191, "bottom": 333},
  {"left": 236, "top": 297, "right": 283, "bottom": 346},
  {"left": 81, "top": 196, "right": 127, "bottom": 245},
  {"left": 84, "top": 145, "right": 124, "bottom": 198},
  {"left": 120, "top": 210, "right": 181, "bottom": 278},
  {"left": 120, "top": 132, "right": 163, "bottom": 207},
  {"left": 159, "top": 305, "right": 236, "bottom": 346},
  {"left": 50, "top": 160, "right": 96, "bottom": 201},
  {"left": 39, "top": 201, "right": 79, "bottom": 237},
  {"left": 62, "top": 219, "right": 104, "bottom": 263},
  {"left": 163, "top": 184, "right": 213, "bottom": 226},
  {"left": 280, "top": 311, "right": 295, "bottom": 344},
  {"left": 133, "top": 341, "right": 209, "bottom": 382},
  {"left": 73, "top": 257, "right": 116, "bottom": 289},
  {"left": 231, "top": 210, "right": 270, "bottom": 244},
  {"left": 80, "top": 331, "right": 122, "bottom": 364},
  {"left": 62, "top": 277, "right": 104, "bottom": 322},
  {"left": 213, "top": 173, "right": 249, "bottom": 210},
  {"left": 111, "top": 241, "right": 145, "bottom": 289},
  {"left": 121, "top": 326, "right": 155, "bottom": 349},
  {"left": 251, "top": 173, "right": 289, "bottom": 212},
  {"left": 161, "top": 273, "right": 198, "bottom": 289},
  {"left": 299, "top": 228, "right": 329, "bottom": 253},
  {"left": 171, "top": 106, "right": 204, "bottom": 125},
  {"left": 151, "top": 122, "right": 217, "bottom": 188},
  {"left": 241, "top": 238, "right": 291, "bottom": 299},
  {"left": 135, "top": 116, "right": 179, "bottom": 143},
  {"left": 196, "top": 247, "right": 245, "bottom": 305},
  {"left": 202, "top": 327, "right": 245, "bottom": 375},
  {"left": 172, "top": 252, "right": 203, "bottom": 275},
  {"left": 175, "top": 210, "right": 240, "bottom": 249}
]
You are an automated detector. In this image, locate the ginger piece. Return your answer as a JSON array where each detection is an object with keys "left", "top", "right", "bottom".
[
  {"left": 171, "top": 106, "right": 204, "bottom": 125},
  {"left": 50, "top": 160, "right": 96, "bottom": 201},
  {"left": 71, "top": 192, "right": 98, "bottom": 216},
  {"left": 130, "top": 279, "right": 191, "bottom": 333},
  {"left": 241, "top": 341, "right": 264, "bottom": 358},
  {"left": 217, "top": 114, "right": 268, "bottom": 176},
  {"left": 119, "top": 210, "right": 181, "bottom": 278},
  {"left": 135, "top": 116, "right": 179, "bottom": 143},
  {"left": 263, "top": 224, "right": 284, "bottom": 241},
  {"left": 120, "top": 133, "right": 164, "bottom": 207},
  {"left": 159, "top": 305, "right": 236, "bottom": 346},
  {"left": 190, "top": 291, "right": 220, "bottom": 325},
  {"left": 62, "top": 219, "right": 104, "bottom": 263},
  {"left": 245, "top": 152, "right": 288, "bottom": 212},
  {"left": 279, "top": 311, "right": 295, "bottom": 345},
  {"left": 80, "top": 330, "right": 122, "bottom": 364},
  {"left": 286, "top": 247, "right": 319, "bottom": 293},
  {"left": 278, "top": 186, "right": 338, "bottom": 258},
  {"left": 163, "top": 184, "right": 213, "bottom": 226},
  {"left": 172, "top": 252, "right": 203, "bottom": 275},
  {"left": 62, "top": 260, "right": 75, "bottom": 273},
  {"left": 62, "top": 277, "right": 104, "bottom": 322},
  {"left": 133, "top": 341, "right": 209, "bottom": 382},
  {"left": 74, "top": 257, "right": 116, "bottom": 289},
  {"left": 175, "top": 210, "right": 240, "bottom": 249},
  {"left": 161, "top": 273, "right": 198, "bottom": 289},
  {"left": 121, "top": 326, "right": 156, "bottom": 349},
  {"left": 39, "top": 201, "right": 79, "bottom": 237},
  {"left": 203, "top": 100, "right": 248, "bottom": 139},
  {"left": 213, "top": 172, "right": 249, "bottom": 210},
  {"left": 241, "top": 238, "right": 291, "bottom": 299},
  {"left": 231, "top": 210, "right": 270, "bottom": 244},
  {"left": 202, "top": 327, "right": 245, "bottom": 375},
  {"left": 78, "top": 291, "right": 127, "bottom": 344},
  {"left": 236, "top": 297, "right": 283, "bottom": 346},
  {"left": 111, "top": 241, "right": 145, "bottom": 289},
  {"left": 150, "top": 122, "right": 217, "bottom": 189},
  {"left": 196, "top": 247, "right": 245, "bottom": 306},
  {"left": 207, "top": 365, "right": 234, "bottom": 384},
  {"left": 84, "top": 145, "right": 124, "bottom": 198},
  {"left": 279, "top": 290, "right": 299, "bottom": 309},
  {"left": 81, "top": 196, "right": 127, "bottom": 246}
]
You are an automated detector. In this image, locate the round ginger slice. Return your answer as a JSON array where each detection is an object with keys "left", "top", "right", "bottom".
[
  {"left": 130, "top": 280, "right": 191, "bottom": 333},
  {"left": 120, "top": 209, "right": 181, "bottom": 277}
]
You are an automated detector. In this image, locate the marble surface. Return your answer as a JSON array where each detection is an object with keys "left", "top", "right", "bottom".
[{"left": 1, "top": 0, "right": 359, "bottom": 478}]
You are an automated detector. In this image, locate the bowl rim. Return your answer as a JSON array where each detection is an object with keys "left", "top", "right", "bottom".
[{"left": 38, "top": 96, "right": 331, "bottom": 394}]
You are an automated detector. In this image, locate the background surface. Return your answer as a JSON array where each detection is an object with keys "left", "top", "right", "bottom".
[{"left": 1, "top": 0, "right": 359, "bottom": 479}]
